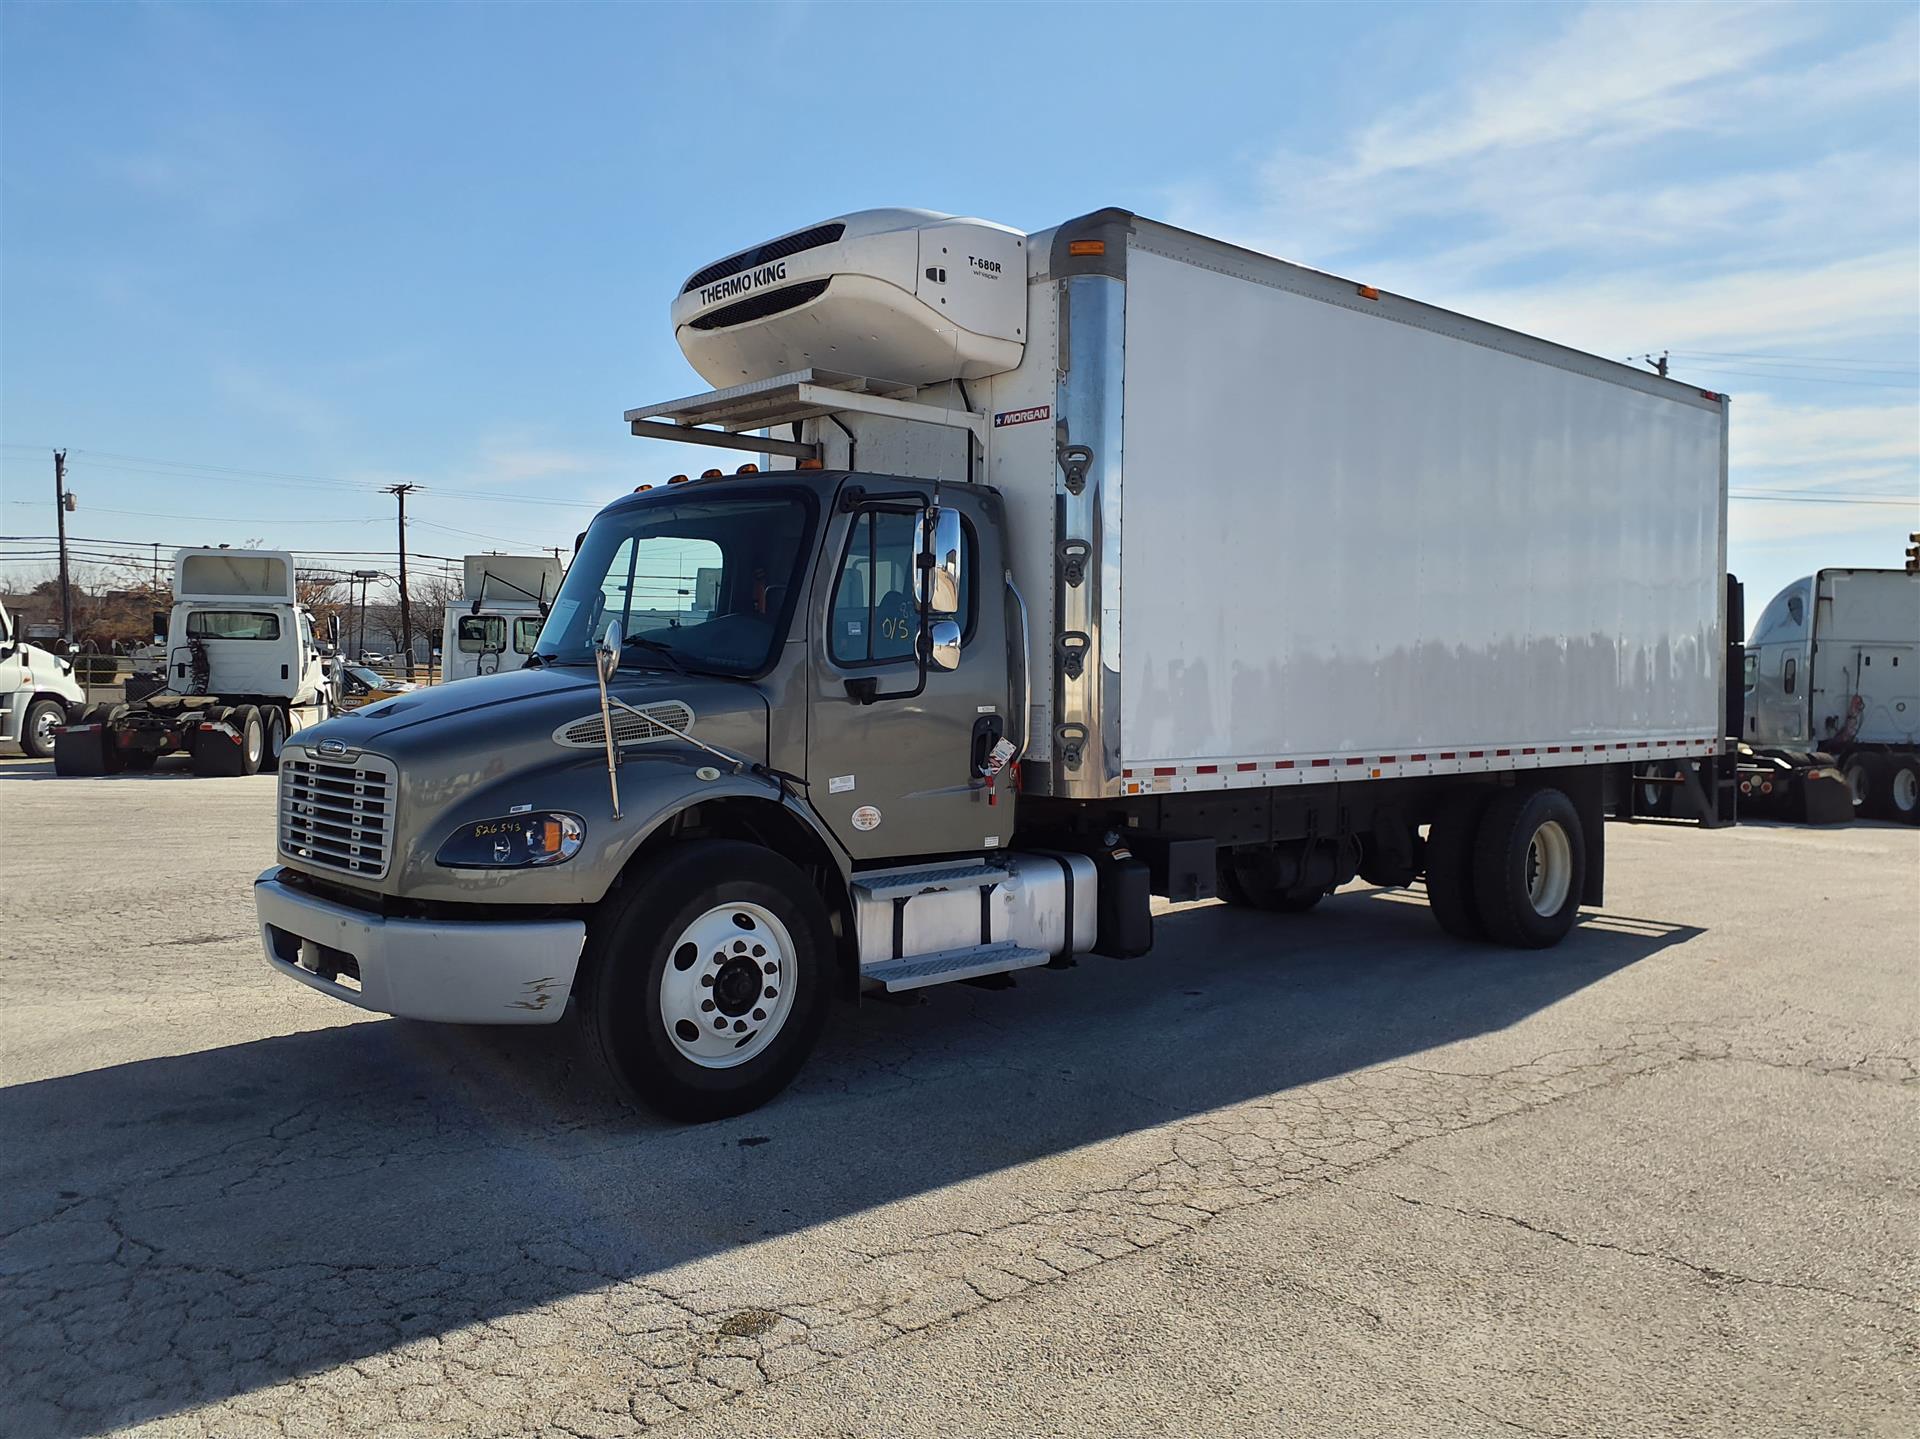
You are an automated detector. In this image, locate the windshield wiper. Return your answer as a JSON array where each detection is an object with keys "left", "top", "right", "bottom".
[{"left": 622, "top": 634, "right": 688, "bottom": 675}]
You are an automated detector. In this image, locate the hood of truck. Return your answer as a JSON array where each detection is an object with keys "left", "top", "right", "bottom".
[{"left": 278, "top": 664, "right": 773, "bottom": 901}]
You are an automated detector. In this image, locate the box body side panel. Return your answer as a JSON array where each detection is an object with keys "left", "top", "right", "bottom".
[{"left": 1117, "top": 246, "right": 1727, "bottom": 772}]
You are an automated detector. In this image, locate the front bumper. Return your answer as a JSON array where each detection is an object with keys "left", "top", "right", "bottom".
[{"left": 255, "top": 868, "right": 585, "bottom": 1024}]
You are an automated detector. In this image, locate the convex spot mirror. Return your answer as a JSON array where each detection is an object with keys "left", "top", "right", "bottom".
[
  {"left": 915, "top": 507, "right": 963, "bottom": 618},
  {"left": 925, "top": 619, "right": 961, "bottom": 673}
]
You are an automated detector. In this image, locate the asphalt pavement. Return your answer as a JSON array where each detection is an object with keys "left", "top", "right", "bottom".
[{"left": 2, "top": 755, "right": 1913, "bottom": 1437}]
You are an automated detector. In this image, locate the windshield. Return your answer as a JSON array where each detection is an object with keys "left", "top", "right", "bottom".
[{"left": 534, "top": 488, "right": 814, "bottom": 676}]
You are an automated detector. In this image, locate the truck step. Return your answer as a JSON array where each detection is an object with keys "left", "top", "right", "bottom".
[
  {"left": 862, "top": 942, "right": 1048, "bottom": 993},
  {"left": 851, "top": 860, "right": 1010, "bottom": 903}
]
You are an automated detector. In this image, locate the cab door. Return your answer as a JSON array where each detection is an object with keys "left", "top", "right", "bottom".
[{"left": 805, "top": 483, "right": 1015, "bottom": 861}]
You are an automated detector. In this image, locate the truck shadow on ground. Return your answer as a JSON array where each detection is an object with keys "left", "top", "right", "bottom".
[{"left": 2, "top": 890, "right": 1701, "bottom": 1436}]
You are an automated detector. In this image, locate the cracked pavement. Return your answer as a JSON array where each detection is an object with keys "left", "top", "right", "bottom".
[{"left": 1, "top": 757, "right": 1914, "bottom": 1436}]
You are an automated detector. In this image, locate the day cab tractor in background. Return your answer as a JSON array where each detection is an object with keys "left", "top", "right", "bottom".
[
  {"left": 0, "top": 598, "right": 87, "bottom": 758},
  {"left": 440, "top": 553, "right": 565, "bottom": 683},
  {"left": 1738, "top": 568, "right": 1919, "bottom": 824},
  {"left": 55, "top": 548, "right": 337, "bottom": 777}
]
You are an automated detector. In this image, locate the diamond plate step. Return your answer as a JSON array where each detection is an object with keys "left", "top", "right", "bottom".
[
  {"left": 861, "top": 942, "right": 1048, "bottom": 993},
  {"left": 851, "top": 860, "right": 1010, "bottom": 904}
]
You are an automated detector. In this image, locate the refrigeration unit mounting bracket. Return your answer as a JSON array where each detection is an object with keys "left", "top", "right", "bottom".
[{"left": 625, "top": 368, "right": 989, "bottom": 462}]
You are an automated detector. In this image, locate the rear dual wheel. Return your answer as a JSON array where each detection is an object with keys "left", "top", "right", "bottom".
[
  {"left": 1851, "top": 753, "right": 1920, "bottom": 824},
  {"left": 1423, "top": 785, "right": 1586, "bottom": 949},
  {"left": 190, "top": 706, "right": 266, "bottom": 777}
]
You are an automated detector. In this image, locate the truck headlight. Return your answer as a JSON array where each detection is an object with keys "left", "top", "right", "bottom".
[{"left": 436, "top": 812, "right": 584, "bottom": 869}]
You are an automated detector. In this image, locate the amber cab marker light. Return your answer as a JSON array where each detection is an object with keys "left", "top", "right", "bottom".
[
  {"left": 633, "top": 484, "right": 654, "bottom": 492},
  {"left": 798, "top": 458, "right": 824, "bottom": 470},
  {"left": 735, "top": 464, "right": 759, "bottom": 474},
  {"left": 1357, "top": 284, "right": 1380, "bottom": 300},
  {"left": 699, "top": 468, "right": 723, "bottom": 479},
  {"left": 667, "top": 473, "right": 692, "bottom": 485},
  {"left": 1067, "top": 240, "right": 1105, "bottom": 256}
]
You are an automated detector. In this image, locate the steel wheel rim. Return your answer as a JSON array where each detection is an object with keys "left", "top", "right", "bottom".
[
  {"left": 1526, "top": 819, "right": 1573, "bottom": 917},
  {"left": 31, "top": 707, "right": 58, "bottom": 751},
  {"left": 1895, "top": 767, "right": 1919, "bottom": 813},
  {"left": 658, "top": 901, "right": 795, "bottom": 1069}
]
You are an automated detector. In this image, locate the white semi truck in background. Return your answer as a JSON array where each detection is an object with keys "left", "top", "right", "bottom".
[
  {"left": 56, "top": 548, "right": 335, "bottom": 776},
  {"left": 0, "top": 599, "right": 87, "bottom": 758},
  {"left": 439, "top": 553, "right": 565, "bottom": 683},
  {"left": 257, "top": 207, "right": 1735, "bottom": 1119},
  {"left": 1743, "top": 567, "right": 1920, "bottom": 822}
]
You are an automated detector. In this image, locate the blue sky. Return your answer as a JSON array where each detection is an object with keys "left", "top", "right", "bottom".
[{"left": 3, "top": 0, "right": 1915, "bottom": 619}]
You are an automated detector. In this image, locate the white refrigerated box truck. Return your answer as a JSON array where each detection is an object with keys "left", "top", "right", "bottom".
[{"left": 257, "top": 208, "right": 1733, "bottom": 1119}]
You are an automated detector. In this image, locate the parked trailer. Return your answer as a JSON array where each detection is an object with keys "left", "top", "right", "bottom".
[
  {"left": 1742, "top": 568, "right": 1920, "bottom": 823},
  {"left": 56, "top": 549, "right": 335, "bottom": 776},
  {"left": 256, "top": 208, "right": 1733, "bottom": 1119}
]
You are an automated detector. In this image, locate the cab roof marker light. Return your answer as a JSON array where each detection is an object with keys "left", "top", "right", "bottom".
[
  {"left": 1357, "top": 284, "right": 1380, "bottom": 300},
  {"left": 700, "top": 469, "right": 723, "bottom": 479},
  {"left": 1067, "top": 240, "right": 1105, "bottom": 256},
  {"left": 798, "top": 458, "right": 824, "bottom": 470},
  {"left": 735, "top": 464, "right": 759, "bottom": 474}
]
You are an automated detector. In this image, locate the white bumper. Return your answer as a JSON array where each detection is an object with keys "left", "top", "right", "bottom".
[{"left": 255, "top": 868, "right": 585, "bottom": 1024}]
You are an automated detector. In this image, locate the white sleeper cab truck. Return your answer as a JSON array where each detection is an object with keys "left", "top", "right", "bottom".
[
  {"left": 439, "top": 553, "right": 565, "bottom": 683},
  {"left": 57, "top": 548, "right": 334, "bottom": 776},
  {"left": 256, "top": 208, "right": 1734, "bottom": 1120},
  {"left": 1744, "top": 567, "right": 1920, "bottom": 822},
  {"left": 0, "top": 600, "right": 86, "bottom": 758}
]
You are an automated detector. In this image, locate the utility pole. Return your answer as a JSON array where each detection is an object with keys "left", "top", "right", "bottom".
[
  {"left": 353, "top": 569, "right": 381, "bottom": 660},
  {"left": 53, "top": 449, "right": 73, "bottom": 645},
  {"left": 384, "top": 484, "right": 419, "bottom": 674}
]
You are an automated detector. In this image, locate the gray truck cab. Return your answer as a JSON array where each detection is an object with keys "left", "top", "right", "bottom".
[{"left": 257, "top": 468, "right": 1042, "bottom": 1118}]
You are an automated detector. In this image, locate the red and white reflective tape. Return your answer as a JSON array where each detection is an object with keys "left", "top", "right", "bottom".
[{"left": 1118, "top": 737, "right": 1720, "bottom": 795}]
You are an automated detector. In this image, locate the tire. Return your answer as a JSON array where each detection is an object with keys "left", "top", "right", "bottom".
[
  {"left": 1423, "top": 788, "right": 1493, "bottom": 940},
  {"left": 190, "top": 708, "right": 244, "bottom": 777},
  {"left": 1218, "top": 850, "right": 1325, "bottom": 913},
  {"left": 54, "top": 720, "right": 108, "bottom": 776},
  {"left": 1215, "top": 853, "right": 1254, "bottom": 907},
  {"left": 1635, "top": 764, "right": 1671, "bottom": 817},
  {"left": 19, "top": 698, "right": 66, "bottom": 759},
  {"left": 1885, "top": 754, "right": 1920, "bottom": 825},
  {"left": 260, "top": 708, "right": 287, "bottom": 773},
  {"left": 1841, "top": 754, "right": 1877, "bottom": 815},
  {"left": 1471, "top": 786, "right": 1588, "bottom": 949},
  {"left": 235, "top": 705, "right": 266, "bottom": 776},
  {"left": 576, "top": 840, "right": 832, "bottom": 1122}
]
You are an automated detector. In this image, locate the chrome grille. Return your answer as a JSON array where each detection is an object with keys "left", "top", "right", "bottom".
[
  {"left": 554, "top": 701, "right": 694, "bottom": 749},
  {"left": 279, "top": 751, "right": 398, "bottom": 880}
]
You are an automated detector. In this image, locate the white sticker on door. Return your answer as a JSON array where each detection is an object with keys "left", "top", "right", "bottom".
[
  {"left": 851, "top": 805, "right": 882, "bottom": 832},
  {"left": 829, "top": 774, "right": 856, "bottom": 795}
]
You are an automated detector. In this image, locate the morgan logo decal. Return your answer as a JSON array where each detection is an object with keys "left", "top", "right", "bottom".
[{"left": 993, "top": 405, "right": 1050, "bottom": 428}]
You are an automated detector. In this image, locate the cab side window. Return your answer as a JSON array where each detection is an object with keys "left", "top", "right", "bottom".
[
  {"left": 1784, "top": 656, "right": 1797, "bottom": 695},
  {"left": 830, "top": 511, "right": 974, "bottom": 666}
]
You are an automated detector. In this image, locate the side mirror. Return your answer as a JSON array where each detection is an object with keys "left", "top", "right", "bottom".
[
  {"left": 916, "top": 507, "right": 963, "bottom": 618},
  {"left": 152, "top": 611, "right": 169, "bottom": 645},
  {"left": 328, "top": 614, "right": 342, "bottom": 647},
  {"left": 596, "top": 620, "right": 623, "bottom": 685},
  {"left": 925, "top": 619, "right": 961, "bottom": 673}
]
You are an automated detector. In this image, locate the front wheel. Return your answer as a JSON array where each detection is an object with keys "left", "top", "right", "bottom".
[
  {"left": 21, "top": 698, "right": 67, "bottom": 759},
  {"left": 577, "top": 840, "right": 831, "bottom": 1122}
]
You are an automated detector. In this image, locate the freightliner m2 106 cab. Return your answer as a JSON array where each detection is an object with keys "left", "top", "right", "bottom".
[{"left": 257, "top": 208, "right": 1735, "bottom": 1120}]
